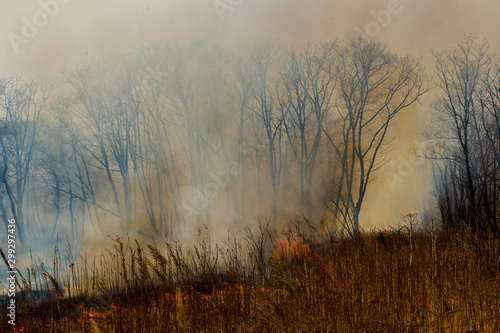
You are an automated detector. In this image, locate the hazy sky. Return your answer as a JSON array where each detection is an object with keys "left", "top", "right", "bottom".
[
  {"left": 2, "top": 0, "right": 500, "bottom": 75},
  {"left": 1, "top": 0, "right": 499, "bottom": 228}
]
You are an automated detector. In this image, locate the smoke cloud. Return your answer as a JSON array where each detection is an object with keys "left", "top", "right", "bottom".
[{"left": 1, "top": 0, "right": 499, "bottom": 242}]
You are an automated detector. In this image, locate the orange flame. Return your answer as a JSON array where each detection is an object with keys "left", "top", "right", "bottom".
[{"left": 274, "top": 238, "right": 311, "bottom": 259}]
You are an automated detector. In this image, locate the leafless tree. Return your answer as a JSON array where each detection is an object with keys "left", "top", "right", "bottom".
[
  {"left": 66, "top": 58, "right": 141, "bottom": 233},
  {"left": 249, "top": 42, "right": 285, "bottom": 224},
  {"left": 277, "top": 42, "right": 337, "bottom": 216},
  {"left": 228, "top": 56, "right": 257, "bottom": 220},
  {"left": 0, "top": 77, "right": 49, "bottom": 245},
  {"left": 430, "top": 36, "right": 498, "bottom": 230},
  {"left": 326, "top": 36, "right": 426, "bottom": 234}
]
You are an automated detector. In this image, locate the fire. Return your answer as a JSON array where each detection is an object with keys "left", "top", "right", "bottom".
[
  {"left": 164, "top": 290, "right": 189, "bottom": 302},
  {"left": 77, "top": 302, "right": 116, "bottom": 322},
  {"left": 81, "top": 308, "right": 106, "bottom": 320},
  {"left": 274, "top": 238, "right": 311, "bottom": 259}
]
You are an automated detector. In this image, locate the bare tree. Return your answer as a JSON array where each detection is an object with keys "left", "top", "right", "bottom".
[
  {"left": 249, "top": 42, "right": 285, "bottom": 224},
  {"left": 430, "top": 36, "right": 496, "bottom": 230},
  {"left": 477, "top": 61, "right": 500, "bottom": 229},
  {"left": 277, "top": 42, "right": 337, "bottom": 216},
  {"left": 0, "top": 77, "right": 49, "bottom": 245},
  {"left": 327, "top": 36, "right": 426, "bottom": 234},
  {"left": 227, "top": 56, "right": 257, "bottom": 220},
  {"left": 66, "top": 58, "right": 141, "bottom": 233},
  {"left": 38, "top": 96, "right": 107, "bottom": 242}
]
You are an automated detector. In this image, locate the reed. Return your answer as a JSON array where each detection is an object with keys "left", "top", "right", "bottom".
[{"left": 1, "top": 217, "right": 499, "bottom": 332}]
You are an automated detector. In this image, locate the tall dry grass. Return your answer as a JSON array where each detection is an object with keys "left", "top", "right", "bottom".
[{"left": 1, "top": 217, "right": 499, "bottom": 332}]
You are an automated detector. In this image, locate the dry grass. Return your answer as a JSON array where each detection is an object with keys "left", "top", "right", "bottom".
[{"left": 1, "top": 218, "right": 500, "bottom": 332}]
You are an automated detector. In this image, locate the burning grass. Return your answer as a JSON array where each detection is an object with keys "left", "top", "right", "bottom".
[{"left": 1, "top": 218, "right": 500, "bottom": 332}]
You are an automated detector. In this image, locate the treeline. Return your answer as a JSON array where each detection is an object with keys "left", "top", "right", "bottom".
[
  {"left": 428, "top": 36, "right": 500, "bottom": 232},
  {"left": 1, "top": 35, "right": 497, "bottom": 246}
]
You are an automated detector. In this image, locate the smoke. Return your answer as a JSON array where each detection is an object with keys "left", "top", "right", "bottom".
[
  {"left": 2, "top": 0, "right": 498, "bottom": 73},
  {"left": 1, "top": 0, "right": 499, "bottom": 246}
]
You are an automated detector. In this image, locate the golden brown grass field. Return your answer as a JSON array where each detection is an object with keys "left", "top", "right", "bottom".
[{"left": 1, "top": 218, "right": 500, "bottom": 332}]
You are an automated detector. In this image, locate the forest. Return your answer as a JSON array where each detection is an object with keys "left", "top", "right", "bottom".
[
  {"left": 1, "top": 34, "right": 500, "bottom": 332},
  {"left": 1, "top": 35, "right": 499, "bottom": 245}
]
